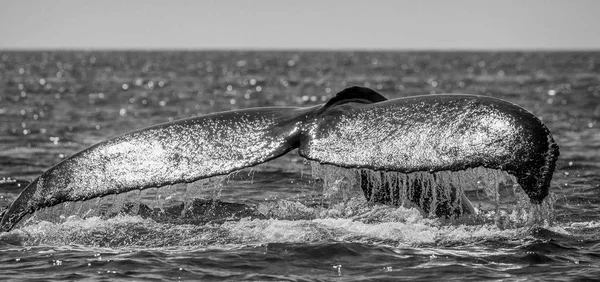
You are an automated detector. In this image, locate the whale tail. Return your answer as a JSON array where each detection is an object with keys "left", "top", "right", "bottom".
[{"left": 1, "top": 86, "right": 559, "bottom": 231}]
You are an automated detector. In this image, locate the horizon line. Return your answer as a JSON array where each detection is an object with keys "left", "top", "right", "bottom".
[{"left": 2, "top": 47, "right": 600, "bottom": 52}]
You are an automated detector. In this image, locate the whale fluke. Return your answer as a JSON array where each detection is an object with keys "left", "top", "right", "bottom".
[
  {"left": 0, "top": 87, "right": 559, "bottom": 231},
  {"left": 0, "top": 107, "right": 310, "bottom": 231},
  {"left": 298, "top": 92, "right": 559, "bottom": 204}
]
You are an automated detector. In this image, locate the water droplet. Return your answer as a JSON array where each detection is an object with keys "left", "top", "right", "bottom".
[
  {"left": 588, "top": 122, "right": 594, "bottom": 128},
  {"left": 250, "top": 79, "right": 257, "bottom": 86},
  {"left": 547, "top": 89, "right": 556, "bottom": 96},
  {"left": 325, "top": 87, "right": 331, "bottom": 94},
  {"left": 39, "top": 78, "right": 46, "bottom": 85},
  {"left": 119, "top": 108, "right": 127, "bottom": 116},
  {"left": 18, "top": 83, "right": 24, "bottom": 90},
  {"left": 227, "top": 85, "right": 233, "bottom": 91},
  {"left": 122, "top": 84, "right": 129, "bottom": 90},
  {"left": 256, "top": 86, "right": 262, "bottom": 92},
  {"left": 18, "top": 68, "right": 25, "bottom": 74},
  {"left": 58, "top": 154, "right": 65, "bottom": 159},
  {"left": 332, "top": 264, "right": 342, "bottom": 275},
  {"left": 310, "top": 96, "right": 317, "bottom": 102},
  {"left": 229, "top": 99, "right": 236, "bottom": 105},
  {"left": 158, "top": 81, "right": 165, "bottom": 87},
  {"left": 287, "top": 60, "right": 296, "bottom": 67},
  {"left": 159, "top": 100, "right": 167, "bottom": 107},
  {"left": 95, "top": 124, "right": 101, "bottom": 130},
  {"left": 134, "top": 78, "right": 143, "bottom": 86}
]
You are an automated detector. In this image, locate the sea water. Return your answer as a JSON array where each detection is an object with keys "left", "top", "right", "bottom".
[{"left": 0, "top": 51, "right": 598, "bottom": 281}]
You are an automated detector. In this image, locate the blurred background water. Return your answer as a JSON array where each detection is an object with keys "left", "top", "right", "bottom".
[{"left": 0, "top": 51, "right": 599, "bottom": 281}]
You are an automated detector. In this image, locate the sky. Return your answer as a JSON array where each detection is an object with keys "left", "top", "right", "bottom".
[{"left": 0, "top": 0, "right": 599, "bottom": 50}]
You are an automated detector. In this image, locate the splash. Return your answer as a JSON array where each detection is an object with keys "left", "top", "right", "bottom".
[
  {"left": 310, "top": 162, "right": 557, "bottom": 227},
  {"left": 14, "top": 175, "right": 230, "bottom": 229},
  {"left": 6, "top": 209, "right": 571, "bottom": 248},
  {"left": 10, "top": 160, "right": 556, "bottom": 239}
]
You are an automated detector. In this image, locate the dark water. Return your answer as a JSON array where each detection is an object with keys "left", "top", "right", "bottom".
[{"left": 0, "top": 51, "right": 599, "bottom": 281}]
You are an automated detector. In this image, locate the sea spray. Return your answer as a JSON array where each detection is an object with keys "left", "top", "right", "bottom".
[
  {"left": 309, "top": 162, "right": 556, "bottom": 227},
  {"left": 13, "top": 161, "right": 556, "bottom": 231}
]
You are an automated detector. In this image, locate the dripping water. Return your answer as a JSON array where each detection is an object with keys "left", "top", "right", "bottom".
[
  {"left": 16, "top": 161, "right": 556, "bottom": 229},
  {"left": 310, "top": 162, "right": 557, "bottom": 226},
  {"left": 16, "top": 176, "right": 230, "bottom": 228}
]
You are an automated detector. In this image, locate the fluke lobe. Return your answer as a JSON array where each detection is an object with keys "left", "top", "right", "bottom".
[{"left": 0, "top": 86, "right": 559, "bottom": 231}]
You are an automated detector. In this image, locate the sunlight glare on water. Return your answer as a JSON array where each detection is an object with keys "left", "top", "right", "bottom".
[{"left": 0, "top": 51, "right": 598, "bottom": 281}]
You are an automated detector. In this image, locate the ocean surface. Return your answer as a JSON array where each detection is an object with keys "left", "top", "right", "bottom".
[{"left": 0, "top": 51, "right": 599, "bottom": 281}]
